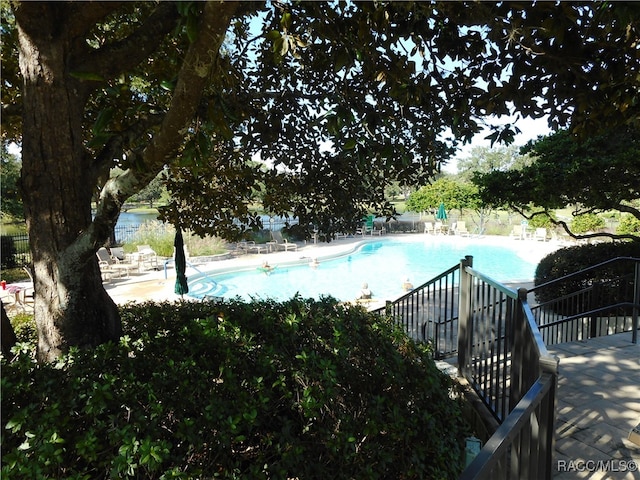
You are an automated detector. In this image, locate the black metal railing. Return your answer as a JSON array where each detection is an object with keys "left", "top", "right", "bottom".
[
  {"left": 1, "top": 233, "right": 31, "bottom": 267},
  {"left": 529, "top": 257, "right": 640, "bottom": 346},
  {"left": 373, "top": 254, "right": 639, "bottom": 479},
  {"left": 375, "top": 256, "right": 559, "bottom": 479},
  {"left": 373, "top": 261, "right": 462, "bottom": 359},
  {"left": 458, "top": 258, "right": 558, "bottom": 479}
]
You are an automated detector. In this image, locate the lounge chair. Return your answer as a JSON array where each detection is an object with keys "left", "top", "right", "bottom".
[
  {"left": 247, "top": 243, "right": 268, "bottom": 254},
  {"left": 357, "top": 215, "right": 376, "bottom": 236},
  {"left": 454, "top": 221, "right": 469, "bottom": 237},
  {"left": 137, "top": 245, "right": 158, "bottom": 270},
  {"left": 271, "top": 230, "right": 297, "bottom": 251},
  {"left": 534, "top": 227, "right": 547, "bottom": 241},
  {"left": 434, "top": 221, "right": 443, "bottom": 235},
  {"left": 370, "top": 224, "right": 385, "bottom": 235},
  {"left": 424, "top": 222, "right": 434, "bottom": 234},
  {"left": 509, "top": 225, "right": 525, "bottom": 240},
  {"left": 231, "top": 241, "right": 252, "bottom": 255},
  {"left": 97, "top": 247, "right": 132, "bottom": 278}
]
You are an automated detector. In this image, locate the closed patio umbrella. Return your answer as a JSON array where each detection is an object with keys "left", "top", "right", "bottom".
[
  {"left": 436, "top": 202, "right": 447, "bottom": 221},
  {"left": 174, "top": 228, "right": 189, "bottom": 297}
]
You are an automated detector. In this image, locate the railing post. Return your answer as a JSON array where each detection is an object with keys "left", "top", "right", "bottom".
[
  {"left": 589, "top": 282, "right": 601, "bottom": 339},
  {"left": 457, "top": 255, "right": 473, "bottom": 378},
  {"left": 384, "top": 300, "right": 392, "bottom": 318},
  {"left": 509, "top": 288, "right": 528, "bottom": 411},
  {"left": 538, "top": 355, "right": 559, "bottom": 480}
]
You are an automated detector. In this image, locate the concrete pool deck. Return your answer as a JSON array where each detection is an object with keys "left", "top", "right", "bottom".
[{"left": 104, "top": 233, "right": 565, "bottom": 306}]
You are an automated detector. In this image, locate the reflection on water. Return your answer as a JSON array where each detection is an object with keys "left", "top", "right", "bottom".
[{"left": 117, "top": 211, "right": 160, "bottom": 226}]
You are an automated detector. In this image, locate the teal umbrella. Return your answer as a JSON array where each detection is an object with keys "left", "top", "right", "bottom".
[
  {"left": 436, "top": 202, "right": 447, "bottom": 221},
  {"left": 174, "top": 228, "right": 189, "bottom": 296}
]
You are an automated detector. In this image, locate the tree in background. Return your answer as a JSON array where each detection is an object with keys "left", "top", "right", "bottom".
[
  {"left": 125, "top": 170, "right": 167, "bottom": 209},
  {"left": 406, "top": 177, "right": 469, "bottom": 215},
  {"left": 570, "top": 213, "right": 606, "bottom": 235},
  {"left": 456, "top": 145, "right": 533, "bottom": 182},
  {"left": 455, "top": 145, "right": 535, "bottom": 233},
  {"left": 3, "top": 1, "right": 638, "bottom": 360},
  {"left": 0, "top": 146, "right": 23, "bottom": 221},
  {"left": 473, "top": 128, "right": 640, "bottom": 242}
]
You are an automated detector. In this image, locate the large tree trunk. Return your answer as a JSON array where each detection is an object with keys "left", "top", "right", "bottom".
[
  {"left": 17, "top": 8, "right": 121, "bottom": 362},
  {"left": 14, "top": 1, "right": 238, "bottom": 362}
]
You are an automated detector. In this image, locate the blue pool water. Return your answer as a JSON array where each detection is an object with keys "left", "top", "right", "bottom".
[{"left": 188, "top": 237, "right": 540, "bottom": 303}]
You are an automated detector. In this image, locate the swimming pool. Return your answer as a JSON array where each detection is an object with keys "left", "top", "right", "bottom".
[{"left": 188, "top": 236, "right": 545, "bottom": 303}]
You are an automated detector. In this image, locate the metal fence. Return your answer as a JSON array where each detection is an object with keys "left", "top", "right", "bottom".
[
  {"left": 1, "top": 218, "right": 299, "bottom": 268},
  {"left": 1, "top": 233, "right": 30, "bottom": 267},
  {"left": 528, "top": 257, "right": 640, "bottom": 346},
  {"left": 375, "top": 256, "right": 558, "bottom": 479},
  {"left": 458, "top": 260, "right": 558, "bottom": 479},
  {"left": 373, "top": 260, "right": 463, "bottom": 359},
  {"left": 373, "top": 254, "right": 640, "bottom": 479}
]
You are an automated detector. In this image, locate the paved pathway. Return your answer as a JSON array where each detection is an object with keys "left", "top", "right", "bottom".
[{"left": 548, "top": 332, "right": 640, "bottom": 479}]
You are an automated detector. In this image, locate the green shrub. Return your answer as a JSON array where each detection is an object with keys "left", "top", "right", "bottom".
[
  {"left": 123, "top": 221, "right": 228, "bottom": 257},
  {"left": 247, "top": 228, "right": 272, "bottom": 244},
  {"left": 1, "top": 298, "right": 469, "bottom": 479},
  {"left": 534, "top": 242, "right": 640, "bottom": 314},
  {"left": 282, "top": 224, "right": 309, "bottom": 241},
  {"left": 570, "top": 213, "right": 605, "bottom": 234},
  {"left": 9, "top": 313, "right": 36, "bottom": 347},
  {"left": 183, "top": 233, "right": 227, "bottom": 256},
  {"left": 0, "top": 267, "right": 29, "bottom": 284},
  {"left": 527, "top": 211, "right": 556, "bottom": 229},
  {"left": 617, "top": 215, "right": 640, "bottom": 237},
  {"left": 122, "top": 220, "right": 175, "bottom": 256}
]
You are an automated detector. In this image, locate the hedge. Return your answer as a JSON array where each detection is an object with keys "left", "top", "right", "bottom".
[{"left": 2, "top": 297, "right": 470, "bottom": 479}]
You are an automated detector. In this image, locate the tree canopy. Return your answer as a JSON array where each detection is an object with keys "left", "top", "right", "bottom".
[
  {"left": 3, "top": 1, "right": 639, "bottom": 359},
  {"left": 473, "top": 128, "right": 640, "bottom": 241}
]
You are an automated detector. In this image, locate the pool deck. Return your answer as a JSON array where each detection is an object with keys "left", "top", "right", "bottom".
[
  {"left": 548, "top": 332, "right": 640, "bottom": 479},
  {"left": 103, "top": 233, "right": 563, "bottom": 306}
]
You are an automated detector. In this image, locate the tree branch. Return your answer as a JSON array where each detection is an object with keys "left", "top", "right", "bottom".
[
  {"left": 74, "top": 3, "right": 180, "bottom": 83},
  {"left": 617, "top": 203, "right": 640, "bottom": 222},
  {"left": 513, "top": 205, "right": 640, "bottom": 243},
  {"left": 89, "top": 1, "right": 239, "bottom": 245},
  {"left": 140, "top": 1, "right": 239, "bottom": 172},
  {"left": 65, "top": 2, "right": 125, "bottom": 39},
  {"left": 90, "top": 112, "right": 165, "bottom": 184}
]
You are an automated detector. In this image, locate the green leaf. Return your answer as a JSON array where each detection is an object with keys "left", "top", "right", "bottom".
[
  {"left": 160, "top": 80, "right": 175, "bottom": 91},
  {"left": 93, "top": 109, "right": 114, "bottom": 135},
  {"left": 280, "top": 11, "right": 292, "bottom": 30},
  {"left": 343, "top": 138, "right": 357, "bottom": 150},
  {"left": 5, "top": 419, "right": 22, "bottom": 433}
]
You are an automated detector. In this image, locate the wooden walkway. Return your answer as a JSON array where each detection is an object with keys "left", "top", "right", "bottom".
[{"left": 548, "top": 332, "right": 640, "bottom": 479}]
